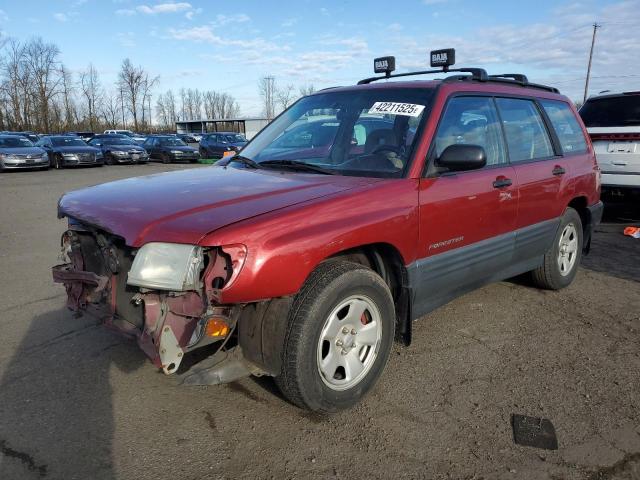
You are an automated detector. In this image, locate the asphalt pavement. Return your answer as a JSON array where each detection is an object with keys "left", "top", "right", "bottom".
[{"left": 0, "top": 164, "right": 638, "bottom": 480}]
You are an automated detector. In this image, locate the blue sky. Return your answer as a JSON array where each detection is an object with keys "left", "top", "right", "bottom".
[{"left": 1, "top": 0, "right": 639, "bottom": 115}]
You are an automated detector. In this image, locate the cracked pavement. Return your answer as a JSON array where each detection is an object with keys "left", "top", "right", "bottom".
[{"left": 0, "top": 164, "right": 639, "bottom": 479}]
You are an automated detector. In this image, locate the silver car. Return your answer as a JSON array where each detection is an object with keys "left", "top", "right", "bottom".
[{"left": 0, "top": 135, "right": 49, "bottom": 171}]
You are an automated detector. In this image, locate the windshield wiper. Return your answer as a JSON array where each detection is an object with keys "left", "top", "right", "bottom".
[
  {"left": 229, "top": 154, "right": 262, "bottom": 169},
  {"left": 259, "top": 159, "right": 337, "bottom": 175}
]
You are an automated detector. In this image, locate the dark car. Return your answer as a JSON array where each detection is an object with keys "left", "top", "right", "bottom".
[
  {"left": 37, "top": 135, "right": 104, "bottom": 169},
  {"left": 1, "top": 131, "right": 40, "bottom": 144},
  {"left": 88, "top": 135, "right": 149, "bottom": 164},
  {"left": 0, "top": 135, "right": 49, "bottom": 171},
  {"left": 143, "top": 136, "right": 200, "bottom": 163},
  {"left": 52, "top": 49, "right": 602, "bottom": 412},
  {"left": 68, "top": 131, "right": 96, "bottom": 142},
  {"left": 176, "top": 133, "right": 197, "bottom": 144},
  {"left": 199, "top": 132, "right": 247, "bottom": 159}
]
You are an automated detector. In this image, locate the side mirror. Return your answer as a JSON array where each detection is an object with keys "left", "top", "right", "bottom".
[{"left": 436, "top": 144, "right": 486, "bottom": 172}]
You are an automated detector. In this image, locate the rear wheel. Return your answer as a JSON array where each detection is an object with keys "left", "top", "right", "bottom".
[
  {"left": 276, "top": 261, "right": 395, "bottom": 412},
  {"left": 530, "top": 207, "right": 583, "bottom": 290}
]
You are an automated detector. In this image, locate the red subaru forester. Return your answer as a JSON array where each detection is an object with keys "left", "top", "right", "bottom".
[{"left": 53, "top": 50, "right": 602, "bottom": 411}]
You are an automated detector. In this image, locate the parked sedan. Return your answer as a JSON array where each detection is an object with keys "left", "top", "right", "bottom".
[
  {"left": 0, "top": 135, "right": 49, "bottom": 171},
  {"left": 143, "top": 136, "right": 200, "bottom": 163},
  {"left": 37, "top": 135, "right": 104, "bottom": 169},
  {"left": 199, "top": 132, "right": 248, "bottom": 158},
  {"left": 88, "top": 135, "right": 149, "bottom": 164}
]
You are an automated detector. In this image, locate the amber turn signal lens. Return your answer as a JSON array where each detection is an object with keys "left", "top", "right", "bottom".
[
  {"left": 222, "top": 150, "right": 235, "bottom": 158},
  {"left": 205, "top": 317, "right": 230, "bottom": 338}
]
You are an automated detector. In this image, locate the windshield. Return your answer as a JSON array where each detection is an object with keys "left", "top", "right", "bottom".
[
  {"left": 51, "top": 137, "right": 88, "bottom": 147},
  {"left": 0, "top": 136, "right": 34, "bottom": 148},
  {"left": 580, "top": 95, "right": 640, "bottom": 127},
  {"left": 159, "top": 138, "right": 187, "bottom": 146},
  {"left": 240, "top": 88, "right": 433, "bottom": 178},
  {"left": 223, "top": 134, "right": 247, "bottom": 143},
  {"left": 102, "top": 137, "right": 137, "bottom": 145}
]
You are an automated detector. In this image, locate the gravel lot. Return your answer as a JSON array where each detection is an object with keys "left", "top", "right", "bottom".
[{"left": 0, "top": 164, "right": 639, "bottom": 480}]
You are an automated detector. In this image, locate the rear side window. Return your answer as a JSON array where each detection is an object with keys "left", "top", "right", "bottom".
[
  {"left": 580, "top": 95, "right": 640, "bottom": 127},
  {"left": 433, "top": 96, "right": 507, "bottom": 166},
  {"left": 540, "top": 100, "right": 587, "bottom": 154},
  {"left": 496, "top": 98, "right": 555, "bottom": 162}
]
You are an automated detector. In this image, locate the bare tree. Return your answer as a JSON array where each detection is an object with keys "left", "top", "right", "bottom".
[
  {"left": 101, "top": 91, "right": 121, "bottom": 128},
  {"left": 277, "top": 83, "right": 296, "bottom": 111},
  {"left": 258, "top": 76, "right": 276, "bottom": 120},
  {"left": 118, "top": 58, "right": 147, "bottom": 131},
  {"left": 59, "top": 65, "right": 77, "bottom": 130},
  {"left": 299, "top": 84, "right": 316, "bottom": 97},
  {"left": 80, "top": 63, "right": 103, "bottom": 131},
  {"left": 140, "top": 72, "right": 159, "bottom": 129},
  {"left": 23, "top": 37, "right": 62, "bottom": 132}
]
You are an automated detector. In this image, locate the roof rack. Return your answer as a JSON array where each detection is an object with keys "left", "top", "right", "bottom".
[
  {"left": 358, "top": 67, "right": 487, "bottom": 85},
  {"left": 445, "top": 74, "right": 559, "bottom": 93},
  {"left": 358, "top": 50, "right": 559, "bottom": 93}
]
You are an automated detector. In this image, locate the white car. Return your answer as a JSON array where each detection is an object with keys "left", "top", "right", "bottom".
[{"left": 580, "top": 91, "right": 640, "bottom": 202}]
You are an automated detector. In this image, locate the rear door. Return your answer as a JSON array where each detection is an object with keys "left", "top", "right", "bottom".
[
  {"left": 415, "top": 95, "right": 518, "bottom": 316},
  {"left": 495, "top": 97, "right": 564, "bottom": 263}
]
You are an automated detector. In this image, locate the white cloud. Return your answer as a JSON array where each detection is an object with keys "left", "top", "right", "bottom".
[
  {"left": 281, "top": 17, "right": 298, "bottom": 28},
  {"left": 214, "top": 13, "right": 250, "bottom": 26},
  {"left": 167, "top": 25, "right": 282, "bottom": 52},
  {"left": 137, "top": 2, "right": 191, "bottom": 14},
  {"left": 116, "top": 32, "right": 136, "bottom": 47},
  {"left": 53, "top": 13, "right": 68, "bottom": 22}
]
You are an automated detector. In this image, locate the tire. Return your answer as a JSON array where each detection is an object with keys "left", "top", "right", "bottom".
[
  {"left": 54, "top": 154, "right": 62, "bottom": 170},
  {"left": 530, "top": 207, "right": 583, "bottom": 290},
  {"left": 105, "top": 153, "right": 114, "bottom": 165},
  {"left": 162, "top": 153, "right": 170, "bottom": 164},
  {"left": 275, "top": 261, "right": 395, "bottom": 412}
]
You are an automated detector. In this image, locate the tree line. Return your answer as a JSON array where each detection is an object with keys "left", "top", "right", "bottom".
[{"left": 0, "top": 36, "right": 242, "bottom": 133}]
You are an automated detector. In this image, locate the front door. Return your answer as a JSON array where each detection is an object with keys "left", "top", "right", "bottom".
[{"left": 413, "top": 95, "right": 518, "bottom": 316}]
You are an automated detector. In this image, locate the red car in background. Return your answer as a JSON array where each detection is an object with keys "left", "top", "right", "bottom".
[{"left": 53, "top": 51, "right": 602, "bottom": 411}]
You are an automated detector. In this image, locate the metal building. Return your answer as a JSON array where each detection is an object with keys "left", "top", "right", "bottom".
[{"left": 175, "top": 117, "right": 270, "bottom": 139}]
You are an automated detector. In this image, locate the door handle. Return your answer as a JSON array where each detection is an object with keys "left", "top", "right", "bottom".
[
  {"left": 552, "top": 166, "right": 566, "bottom": 176},
  {"left": 493, "top": 177, "right": 512, "bottom": 188}
]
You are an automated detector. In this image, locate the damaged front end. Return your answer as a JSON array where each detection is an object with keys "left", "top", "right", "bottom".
[{"left": 52, "top": 222, "right": 264, "bottom": 382}]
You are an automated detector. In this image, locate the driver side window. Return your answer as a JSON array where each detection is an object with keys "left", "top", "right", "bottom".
[{"left": 433, "top": 96, "right": 506, "bottom": 167}]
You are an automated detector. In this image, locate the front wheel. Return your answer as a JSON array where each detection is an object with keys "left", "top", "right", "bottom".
[
  {"left": 162, "top": 153, "right": 171, "bottom": 164},
  {"left": 530, "top": 207, "right": 583, "bottom": 290},
  {"left": 276, "top": 261, "right": 395, "bottom": 412}
]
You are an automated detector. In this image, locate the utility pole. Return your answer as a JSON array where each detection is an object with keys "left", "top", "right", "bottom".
[{"left": 583, "top": 23, "right": 600, "bottom": 104}]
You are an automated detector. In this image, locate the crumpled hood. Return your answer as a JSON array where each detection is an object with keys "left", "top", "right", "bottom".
[{"left": 58, "top": 166, "right": 380, "bottom": 246}]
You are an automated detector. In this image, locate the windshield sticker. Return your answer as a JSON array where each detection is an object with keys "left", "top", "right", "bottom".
[{"left": 368, "top": 102, "right": 425, "bottom": 117}]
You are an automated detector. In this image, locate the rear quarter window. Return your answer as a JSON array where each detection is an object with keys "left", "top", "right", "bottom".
[{"left": 540, "top": 99, "right": 588, "bottom": 155}]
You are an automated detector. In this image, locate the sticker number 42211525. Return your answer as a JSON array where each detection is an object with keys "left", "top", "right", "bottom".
[{"left": 368, "top": 102, "right": 425, "bottom": 117}]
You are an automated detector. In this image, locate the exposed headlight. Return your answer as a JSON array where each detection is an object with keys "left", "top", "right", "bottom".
[
  {"left": 170, "top": 150, "right": 183, "bottom": 154},
  {"left": 127, "top": 242, "right": 204, "bottom": 291},
  {"left": 112, "top": 150, "right": 127, "bottom": 156},
  {"left": 62, "top": 153, "right": 78, "bottom": 159}
]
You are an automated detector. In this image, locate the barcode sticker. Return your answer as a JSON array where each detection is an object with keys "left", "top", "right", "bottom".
[{"left": 368, "top": 102, "right": 425, "bottom": 117}]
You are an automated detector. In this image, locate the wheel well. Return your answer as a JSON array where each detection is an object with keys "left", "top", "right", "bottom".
[
  {"left": 567, "top": 196, "right": 592, "bottom": 252},
  {"left": 326, "top": 243, "right": 412, "bottom": 345}
]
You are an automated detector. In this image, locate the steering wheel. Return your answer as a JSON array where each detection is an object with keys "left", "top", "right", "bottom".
[{"left": 370, "top": 144, "right": 404, "bottom": 169}]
